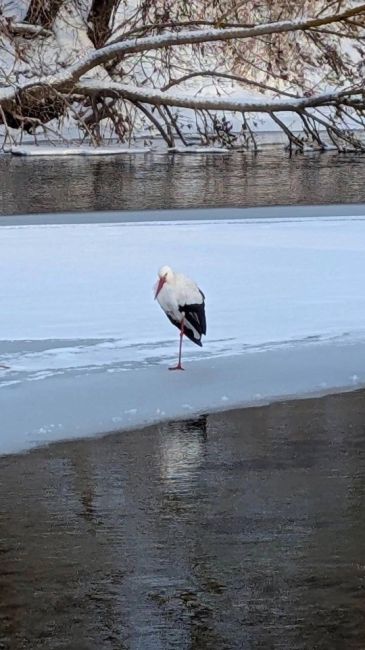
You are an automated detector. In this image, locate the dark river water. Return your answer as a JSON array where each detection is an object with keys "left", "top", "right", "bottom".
[
  {"left": 1, "top": 149, "right": 365, "bottom": 214},
  {"left": 1, "top": 149, "right": 365, "bottom": 649},
  {"left": 1, "top": 391, "right": 365, "bottom": 649}
]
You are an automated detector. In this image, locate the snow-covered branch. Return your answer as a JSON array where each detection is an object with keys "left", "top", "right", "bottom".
[
  {"left": 75, "top": 80, "right": 364, "bottom": 114},
  {"left": 0, "top": 3, "right": 364, "bottom": 106},
  {"left": 0, "top": 21, "right": 52, "bottom": 38},
  {"left": 1, "top": 0, "right": 365, "bottom": 152},
  {"left": 53, "top": 3, "right": 365, "bottom": 86}
]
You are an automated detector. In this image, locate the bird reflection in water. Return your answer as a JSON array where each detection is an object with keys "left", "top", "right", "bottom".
[{"left": 158, "top": 415, "right": 208, "bottom": 493}]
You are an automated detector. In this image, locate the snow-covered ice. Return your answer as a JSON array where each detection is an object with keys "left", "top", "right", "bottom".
[
  {"left": 8, "top": 145, "right": 151, "bottom": 156},
  {"left": 1, "top": 209, "right": 365, "bottom": 454}
]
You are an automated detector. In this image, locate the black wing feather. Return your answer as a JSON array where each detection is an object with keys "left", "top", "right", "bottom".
[
  {"left": 166, "top": 289, "right": 206, "bottom": 347},
  {"left": 180, "top": 290, "right": 206, "bottom": 345},
  {"left": 166, "top": 313, "right": 199, "bottom": 346},
  {"left": 182, "top": 302, "right": 206, "bottom": 336}
]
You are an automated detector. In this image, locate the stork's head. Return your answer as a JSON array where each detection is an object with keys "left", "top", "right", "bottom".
[{"left": 155, "top": 265, "right": 173, "bottom": 299}]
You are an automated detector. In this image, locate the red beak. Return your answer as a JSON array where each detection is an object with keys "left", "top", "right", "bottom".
[{"left": 154, "top": 276, "right": 166, "bottom": 299}]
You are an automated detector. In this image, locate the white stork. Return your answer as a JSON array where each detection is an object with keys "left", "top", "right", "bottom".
[{"left": 154, "top": 265, "right": 206, "bottom": 370}]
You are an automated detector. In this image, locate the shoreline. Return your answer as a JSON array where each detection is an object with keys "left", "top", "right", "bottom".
[
  {"left": 2, "top": 202, "right": 365, "bottom": 225},
  {"left": 2, "top": 334, "right": 365, "bottom": 457},
  {"left": 2, "top": 382, "right": 365, "bottom": 462}
]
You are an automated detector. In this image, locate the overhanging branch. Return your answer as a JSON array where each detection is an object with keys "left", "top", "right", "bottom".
[
  {"left": 62, "top": 3, "right": 365, "bottom": 84},
  {"left": 74, "top": 80, "right": 364, "bottom": 114},
  {"left": 1, "top": 3, "right": 364, "bottom": 98}
]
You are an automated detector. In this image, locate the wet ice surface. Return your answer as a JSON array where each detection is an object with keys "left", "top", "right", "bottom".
[
  {"left": 1, "top": 209, "right": 365, "bottom": 454},
  {"left": 1, "top": 337, "right": 365, "bottom": 456},
  {"left": 1, "top": 390, "right": 365, "bottom": 649}
]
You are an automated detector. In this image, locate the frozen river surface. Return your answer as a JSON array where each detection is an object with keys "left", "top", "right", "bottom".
[{"left": 1, "top": 206, "right": 365, "bottom": 454}]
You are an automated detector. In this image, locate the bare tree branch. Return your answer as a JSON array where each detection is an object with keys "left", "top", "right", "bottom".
[
  {"left": 161, "top": 71, "right": 299, "bottom": 98},
  {"left": 270, "top": 112, "right": 304, "bottom": 152},
  {"left": 133, "top": 100, "right": 173, "bottom": 146}
]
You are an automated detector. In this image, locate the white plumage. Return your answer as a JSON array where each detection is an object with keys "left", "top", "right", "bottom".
[{"left": 155, "top": 265, "right": 206, "bottom": 370}]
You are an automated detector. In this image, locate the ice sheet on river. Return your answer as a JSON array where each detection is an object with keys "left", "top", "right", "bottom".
[{"left": 1, "top": 212, "right": 365, "bottom": 454}]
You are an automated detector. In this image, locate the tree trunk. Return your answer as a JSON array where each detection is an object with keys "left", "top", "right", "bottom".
[
  {"left": 87, "top": 0, "right": 120, "bottom": 48},
  {"left": 24, "top": 0, "right": 65, "bottom": 29}
]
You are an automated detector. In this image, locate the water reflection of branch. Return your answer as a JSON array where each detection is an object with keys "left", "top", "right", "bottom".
[{"left": 69, "top": 448, "right": 98, "bottom": 525}]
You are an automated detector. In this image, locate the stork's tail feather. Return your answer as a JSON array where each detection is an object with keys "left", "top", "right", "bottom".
[{"left": 183, "top": 327, "right": 203, "bottom": 347}]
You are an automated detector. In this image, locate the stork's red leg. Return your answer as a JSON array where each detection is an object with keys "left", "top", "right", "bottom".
[{"left": 169, "top": 319, "right": 185, "bottom": 370}]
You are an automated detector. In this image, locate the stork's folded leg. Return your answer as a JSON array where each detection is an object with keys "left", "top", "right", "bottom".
[{"left": 169, "top": 319, "right": 185, "bottom": 370}]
